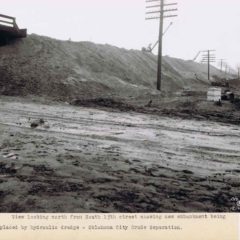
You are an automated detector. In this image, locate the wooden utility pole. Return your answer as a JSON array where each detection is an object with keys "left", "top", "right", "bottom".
[
  {"left": 146, "top": 0, "right": 178, "bottom": 91},
  {"left": 219, "top": 59, "right": 226, "bottom": 73},
  {"left": 157, "top": 0, "right": 164, "bottom": 90},
  {"left": 207, "top": 50, "right": 210, "bottom": 80},
  {"left": 225, "top": 64, "right": 229, "bottom": 79},
  {"left": 201, "top": 50, "right": 216, "bottom": 81}
]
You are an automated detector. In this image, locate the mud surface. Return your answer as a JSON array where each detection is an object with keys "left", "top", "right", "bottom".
[
  {"left": 71, "top": 97, "right": 240, "bottom": 125},
  {"left": 0, "top": 97, "right": 239, "bottom": 212}
]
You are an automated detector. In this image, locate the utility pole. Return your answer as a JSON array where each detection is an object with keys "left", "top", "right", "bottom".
[
  {"left": 146, "top": 0, "right": 178, "bottom": 91},
  {"left": 236, "top": 65, "right": 240, "bottom": 80},
  {"left": 224, "top": 64, "right": 229, "bottom": 80},
  {"left": 157, "top": 0, "right": 164, "bottom": 91},
  {"left": 219, "top": 59, "right": 226, "bottom": 73},
  {"left": 201, "top": 50, "right": 216, "bottom": 81}
]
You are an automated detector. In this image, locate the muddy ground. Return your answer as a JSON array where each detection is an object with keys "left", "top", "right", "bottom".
[
  {"left": 71, "top": 95, "right": 240, "bottom": 125},
  {"left": 0, "top": 96, "right": 239, "bottom": 212}
]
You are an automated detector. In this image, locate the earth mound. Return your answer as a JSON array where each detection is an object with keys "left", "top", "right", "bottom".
[{"left": 0, "top": 34, "right": 223, "bottom": 100}]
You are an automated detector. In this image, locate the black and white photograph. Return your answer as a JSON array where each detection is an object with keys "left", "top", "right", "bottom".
[{"left": 0, "top": 0, "right": 240, "bottom": 214}]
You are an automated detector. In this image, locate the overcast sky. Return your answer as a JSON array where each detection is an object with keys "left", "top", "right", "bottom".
[{"left": 2, "top": 0, "right": 240, "bottom": 70}]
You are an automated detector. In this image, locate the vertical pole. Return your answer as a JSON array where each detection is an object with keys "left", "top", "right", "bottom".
[
  {"left": 157, "top": 0, "right": 164, "bottom": 91},
  {"left": 225, "top": 65, "right": 228, "bottom": 80},
  {"left": 220, "top": 60, "right": 223, "bottom": 72},
  {"left": 207, "top": 50, "right": 210, "bottom": 81}
]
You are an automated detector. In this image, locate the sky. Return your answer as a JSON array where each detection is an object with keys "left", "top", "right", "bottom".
[{"left": 1, "top": 0, "right": 240, "bottom": 70}]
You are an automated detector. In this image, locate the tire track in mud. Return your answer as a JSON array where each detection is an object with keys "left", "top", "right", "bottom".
[
  {"left": 0, "top": 101, "right": 239, "bottom": 212},
  {"left": 1, "top": 105, "right": 240, "bottom": 137},
  {"left": 0, "top": 104, "right": 240, "bottom": 175}
]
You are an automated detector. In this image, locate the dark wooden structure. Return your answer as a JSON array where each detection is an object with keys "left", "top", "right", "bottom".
[{"left": 0, "top": 14, "right": 27, "bottom": 45}]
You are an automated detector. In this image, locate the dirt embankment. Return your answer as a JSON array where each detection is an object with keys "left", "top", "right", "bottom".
[
  {"left": 1, "top": 34, "right": 239, "bottom": 123},
  {"left": 0, "top": 34, "right": 225, "bottom": 100}
]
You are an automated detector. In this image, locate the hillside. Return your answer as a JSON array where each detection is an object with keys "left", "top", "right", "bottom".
[{"left": 0, "top": 34, "right": 223, "bottom": 100}]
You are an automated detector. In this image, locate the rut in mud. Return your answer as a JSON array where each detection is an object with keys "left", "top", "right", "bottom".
[{"left": 0, "top": 98, "right": 239, "bottom": 212}]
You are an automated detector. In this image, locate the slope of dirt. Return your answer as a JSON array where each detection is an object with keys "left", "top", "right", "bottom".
[
  {"left": 0, "top": 34, "right": 224, "bottom": 100},
  {"left": 164, "top": 56, "right": 223, "bottom": 85}
]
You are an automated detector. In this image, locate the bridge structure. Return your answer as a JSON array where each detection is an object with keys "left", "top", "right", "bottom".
[{"left": 0, "top": 14, "right": 27, "bottom": 45}]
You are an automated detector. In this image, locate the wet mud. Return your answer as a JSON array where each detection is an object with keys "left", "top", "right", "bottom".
[{"left": 0, "top": 97, "right": 239, "bottom": 212}]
